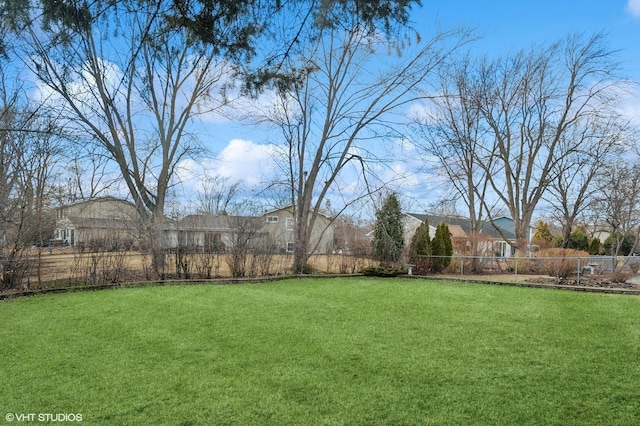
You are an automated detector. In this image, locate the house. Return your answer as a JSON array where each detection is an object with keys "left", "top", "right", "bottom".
[
  {"left": 262, "top": 206, "right": 334, "bottom": 254},
  {"left": 169, "top": 206, "right": 335, "bottom": 255},
  {"left": 171, "top": 213, "right": 258, "bottom": 252},
  {"left": 54, "top": 198, "right": 336, "bottom": 255},
  {"left": 54, "top": 197, "right": 141, "bottom": 248},
  {"left": 403, "top": 213, "right": 517, "bottom": 258}
]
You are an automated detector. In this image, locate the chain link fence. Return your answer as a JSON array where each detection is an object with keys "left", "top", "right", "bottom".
[{"left": 409, "top": 254, "right": 640, "bottom": 286}]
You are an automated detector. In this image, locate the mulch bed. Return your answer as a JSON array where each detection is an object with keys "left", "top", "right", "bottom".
[
  {"left": 525, "top": 275, "right": 640, "bottom": 290},
  {"left": 409, "top": 273, "right": 640, "bottom": 295}
]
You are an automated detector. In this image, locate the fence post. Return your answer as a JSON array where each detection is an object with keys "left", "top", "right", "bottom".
[
  {"left": 577, "top": 257, "right": 581, "bottom": 286},
  {"left": 514, "top": 257, "right": 518, "bottom": 281},
  {"left": 460, "top": 256, "right": 464, "bottom": 276}
]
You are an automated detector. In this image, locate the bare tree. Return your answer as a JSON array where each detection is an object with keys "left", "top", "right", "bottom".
[
  {"left": 0, "top": 68, "right": 62, "bottom": 289},
  {"left": 194, "top": 175, "right": 241, "bottom": 215},
  {"left": 543, "top": 116, "right": 627, "bottom": 248},
  {"left": 411, "top": 56, "right": 497, "bottom": 261},
  {"left": 258, "top": 24, "right": 472, "bottom": 273},
  {"left": 225, "top": 201, "right": 266, "bottom": 277},
  {"left": 18, "top": 1, "right": 230, "bottom": 270},
  {"left": 592, "top": 161, "right": 640, "bottom": 256},
  {"left": 469, "top": 33, "right": 628, "bottom": 251},
  {"left": 50, "top": 148, "right": 120, "bottom": 206}
]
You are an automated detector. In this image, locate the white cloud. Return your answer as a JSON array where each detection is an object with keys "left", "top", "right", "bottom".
[
  {"left": 616, "top": 84, "right": 640, "bottom": 126},
  {"left": 627, "top": 0, "right": 640, "bottom": 17},
  {"left": 216, "top": 139, "right": 280, "bottom": 185},
  {"left": 620, "top": 99, "right": 640, "bottom": 126},
  {"left": 405, "top": 101, "right": 434, "bottom": 122},
  {"left": 175, "top": 139, "right": 281, "bottom": 194},
  {"left": 174, "top": 158, "right": 203, "bottom": 190}
]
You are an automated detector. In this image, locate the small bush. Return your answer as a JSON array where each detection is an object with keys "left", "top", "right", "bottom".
[
  {"left": 412, "top": 256, "right": 435, "bottom": 275},
  {"left": 360, "top": 265, "right": 405, "bottom": 277},
  {"left": 300, "top": 263, "right": 314, "bottom": 274},
  {"left": 537, "top": 248, "right": 589, "bottom": 279},
  {"left": 610, "top": 269, "right": 631, "bottom": 283},
  {"left": 509, "top": 258, "right": 537, "bottom": 274}
]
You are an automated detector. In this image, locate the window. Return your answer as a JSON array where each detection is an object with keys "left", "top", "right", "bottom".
[
  {"left": 495, "top": 241, "right": 513, "bottom": 258},
  {"left": 285, "top": 217, "right": 294, "bottom": 231},
  {"left": 267, "top": 216, "right": 279, "bottom": 223},
  {"left": 286, "top": 242, "right": 294, "bottom": 252}
]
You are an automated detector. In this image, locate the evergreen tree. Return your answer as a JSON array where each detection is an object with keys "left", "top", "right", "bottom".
[
  {"left": 604, "top": 233, "right": 636, "bottom": 256},
  {"left": 442, "top": 223, "right": 453, "bottom": 260},
  {"left": 409, "top": 219, "right": 431, "bottom": 274},
  {"left": 533, "top": 220, "right": 555, "bottom": 248},
  {"left": 533, "top": 220, "right": 554, "bottom": 242},
  {"left": 372, "top": 193, "right": 404, "bottom": 265},
  {"left": 567, "top": 226, "right": 589, "bottom": 251},
  {"left": 432, "top": 222, "right": 453, "bottom": 272},
  {"left": 409, "top": 219, "right": 431, "bottom": 259},
  {"left": 588, "top": 237, "right": 601, "bottom": 255}
]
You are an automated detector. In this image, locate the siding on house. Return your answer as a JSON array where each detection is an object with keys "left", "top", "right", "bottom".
[
  {"left": 261, "top": 206, "right": 334, "bottom": 254},
  {"left": 54, "top": 197, "right": 141, "bottom": 247},
  {"left": 172, "top": 214, "right": 236, "bottom": 250}
]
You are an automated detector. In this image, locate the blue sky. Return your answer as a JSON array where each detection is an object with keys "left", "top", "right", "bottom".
[
  {"left": 418, "top": 1, "right": 640, "bottom": 126},
  {"left": 420, "top": 0, "right": 640, "bottom": 76},
  {"left": 175, "top": 0, "right": 640, "bottom": 214}
]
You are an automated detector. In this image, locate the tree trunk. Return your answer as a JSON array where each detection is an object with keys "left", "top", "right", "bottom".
[
  {"left": 149, "top": 207, "right": 167, "bottom": 276},
  {"left": 293, "top": 207, "right": 310, "bottom": 274}
]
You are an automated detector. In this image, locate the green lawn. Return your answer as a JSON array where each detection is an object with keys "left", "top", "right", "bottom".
[{"left": 1, "top": 278, "right": 639, "bottom": 425}]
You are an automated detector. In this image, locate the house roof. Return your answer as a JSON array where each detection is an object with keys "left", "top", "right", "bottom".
[
  {"left": 178, "top": 214, "right": 235, "bottom": 231},
  {"left": 405, "top": 213, "right": 516, "bottom": 241},
  {"left": 58, "top": 196, "right": 137, "bottom": 210},
  {"left": 447, "top": 224, "right": 467, "bottom": 239},
  {"left": 262, "top": 205, "right": 332, "bottom": 219}
]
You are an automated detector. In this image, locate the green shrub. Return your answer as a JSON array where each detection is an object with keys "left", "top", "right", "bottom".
[
  {"left": 409, "top": 219, "right": 432, "bottom": 274},
  {"left": 360, "top": 265, "right": 405, "bottom": 277},
  {"left": 431, "top": 222, "right": 452, "bottom": 272},
  {"left": 371, "top": 193, "right": 404, "bottom": 265}
]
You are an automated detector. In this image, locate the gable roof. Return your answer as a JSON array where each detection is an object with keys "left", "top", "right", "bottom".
[
  {"left": 262, "top": 205, "right": 332, "bottom": 219},
  {"left": 59, "top": 196, "right": 137, "bottom": 211},
  {"left": 59, "top": 197, "right": 140, "bottom": 225},
  {"left": 447, "top": 224, "right": 467, "bottom": 239}
]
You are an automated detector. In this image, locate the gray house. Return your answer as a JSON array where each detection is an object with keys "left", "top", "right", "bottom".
[
  {"left": 171, "top": 214, "right": 235, "bottom": 251},
  {"left": 54, "top": 197, "right": 141, "bottom": 247},
  {"left": 261, "top": 206, "right": 334, "bottom": 254},
  {"left": 55, "top": 198, "right": 335, "bottom": 255}
]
